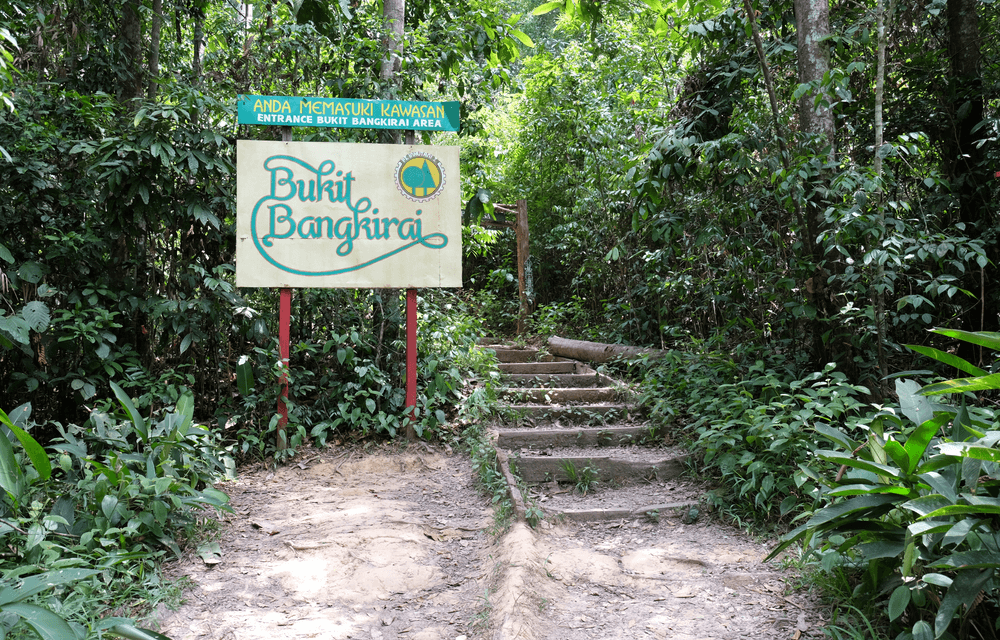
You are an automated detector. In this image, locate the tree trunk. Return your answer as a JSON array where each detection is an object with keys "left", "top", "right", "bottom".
[
  {"left": 120, "top": 0, "right": 144, "bottom": 103},
  {"left": 380, "top": 0, "right": 406, "bottom": 145},
  {"left": 793, "top": 0, "right": 835, "bottom": 251},
  {"left": 795, "top": 0, "right": 835, "bottom": 255},
  {"left": 193, "top": 5, "right": 205, "bottom": 84},
  {"left": 794, "top": 0, "right": 835, "bottom": 147},
  {"left": 873, "top": 0, "right": 894, "bottom": 391},
  {"left": 947, "top": 0, "right": 985, "bottom": 230},
  {"left": 147, "top": 0, "right": 163, "bottom": 100},
  {"left": 380, "top": 0, "right": 405, "bottom": 82},
  {"left": 794, "top": 0, "right": 837, "bottom": 366},
  {"left": 547, "top": 336, "right": 662, "bottom": 364},
  {"left": 945, "top": 0, "right": 994, "bottom": 342}
]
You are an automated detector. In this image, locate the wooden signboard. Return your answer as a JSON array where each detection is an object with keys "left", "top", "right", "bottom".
[{"left": 236, "top": 140, "right": 461, "bottom": 289}]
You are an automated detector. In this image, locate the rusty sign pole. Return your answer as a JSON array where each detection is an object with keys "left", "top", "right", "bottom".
[
  {"left": 406, "top": 288, "right": 418, "bottom": 426},
  {"left": 276, "top": 125, "right": 292, "bottom": 451},
  {"left": 404, "top": 130, "right": 419, "bottom": 439}
]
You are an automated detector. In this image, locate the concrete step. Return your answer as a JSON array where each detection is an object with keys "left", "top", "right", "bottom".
[
  {"left": 485, "top": 338, "right": 699, "bottom": 528},
  {"left": 491, "top": 348, "right": 541, "bottom": 363},
  {"left": 544, "top": 501, "right": 699, "bottom": 523},
  {"left": 502, "top": 372, "right": 609, "bottom": 388},
  {"left": 498, "top": 404, "right": 630, "bottom": 423},
  {"left": 498, "top": 361, "right": 580, "bottom": 374},
  {"left": 496, "top": 425, "right": 655, "bottom": 449},
  {"left": 531, "top": 479, "right": 703, "bottom": 523},
  {"left": 510, "top": 451, "right": 689, "bottom": 484},
  {"left": 502, "top": 387, "right": 620, "bottom": 403},
  {"left": 544, "top": 502, "right": 699, "bottom": 522}
]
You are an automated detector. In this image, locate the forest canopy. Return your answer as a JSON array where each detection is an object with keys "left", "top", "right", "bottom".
[{"left": 1, "top": 0, "right": 997, "bottom": 426}]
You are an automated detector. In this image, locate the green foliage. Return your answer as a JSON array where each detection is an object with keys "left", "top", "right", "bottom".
[
  {"left": 466, "top": 267, "right": 521, "bottom": 336},
  {"left": 0, "top": 568, "right": 99, "bottom": 640},
  {"left": 223, "top": 290, "right": 495, "bottom": 458},
  {"left": 635, "top": 332, "right": 739, "bottom": 428},
  {"left": 463, "top": 10, "right": 682, "bottom": 338},
  {"left": 768, "top": 330, "right": 1000, "bottom": 640},
  {"left": 0, "top": 0, "right": 533, "bottom": 440},
  {"left": 527, "top": 296, "right": 597, "bottom": 340},
  {"left": 0, "top": 78, "right": 240, "bottom": 418},
  {"left": 0, "top": 0, "right": 994, "bottom": 632},
  {"left": 559, "top": 459, "right": 599, "bottom": 495},
  {"left": 822, "top": 604, "right": 892, "bottom": 640},
  {"left": 0, "top": 386, "right": 231, "bottom": 639},
  {"left": 690, "top": 362, "right": 871, "bottom": 524},
  {"left": 467, "top": 417, "right": 513, "bottom": 533},
  {"left": 464, "top": 0, "right": 1000, "bottom": 389}
]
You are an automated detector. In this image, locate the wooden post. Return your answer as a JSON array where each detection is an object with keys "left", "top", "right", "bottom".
[
  {"left": 484, "top": 201, "right": 532, "bottom": 335},
  {"left": 515, "top": 198, "right": 531, "bottom": 335}
]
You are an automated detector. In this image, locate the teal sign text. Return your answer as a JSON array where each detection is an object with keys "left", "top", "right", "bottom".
[
  {"left": 251, "top": 155, "right": 448, "bottom": 276},
  {"left": 238, "top": 95, "right": 460, "bottom": 132}
]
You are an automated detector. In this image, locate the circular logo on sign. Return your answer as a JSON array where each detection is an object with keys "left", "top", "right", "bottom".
[{"left": 395, "top": 152, "right": 446, "bottom": 202}]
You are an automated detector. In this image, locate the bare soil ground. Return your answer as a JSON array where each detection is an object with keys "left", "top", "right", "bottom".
[
  {"left": 157, "top": 446, "right": 493, "bottom": 640},
  {"left": 156, "top": 445, "right": 828, "bottom": 640}
]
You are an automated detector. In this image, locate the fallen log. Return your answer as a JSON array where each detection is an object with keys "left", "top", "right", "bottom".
[{"left": 547, "top": 335, "right": 662, "bottom": 364}]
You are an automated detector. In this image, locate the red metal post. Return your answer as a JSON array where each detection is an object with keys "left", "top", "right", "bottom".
[
  {"left": 277, "top": 287, "right": 291, "bottom": 450},
  {"left": 276, "top": 125, "right": 293, "bottom": 452},
  {"left": 405, "top": 288, "right": 417, "bottom": 438}
]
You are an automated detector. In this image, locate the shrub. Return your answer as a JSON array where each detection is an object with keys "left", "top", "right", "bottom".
[
  {"left": 0, "top": 382, "right": 232, "bottom": 639},
  {"left": 768, "top": 330, "right": 1000, "bottom": 640}
]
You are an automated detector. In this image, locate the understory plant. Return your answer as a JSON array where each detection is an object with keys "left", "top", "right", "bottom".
[
  {"left": 226, "top": 290, "right": 496, "bottom": 458},
  {"left": 0, "top": 381, "right": 233, "bottom": 639},
  {"left": 560, "top": 459, "right": 599, "bottom": 495},
  {"left": 637, "top": 337, "right": 870, "bottom": 527},
  {"left": 768, "top": 329, "right": 1000, "bottom": 640},
  {"left": 691, "top": 361, "right": 872, "bottom": 524}
]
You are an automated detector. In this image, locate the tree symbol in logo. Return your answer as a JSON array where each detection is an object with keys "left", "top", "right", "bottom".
[
  {"left": 395, "top": 152, "right": 446, "bottom": 201},
  {"left": 401, "top": 160, "right": 438, "bottom": 197}
]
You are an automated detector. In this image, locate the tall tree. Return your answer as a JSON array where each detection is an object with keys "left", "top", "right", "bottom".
[
  {"left": 380, "top": 0, "right": 405, "bottom": 144},
  {"left": 794, "top": 0, "right": 837, "bottom": 364},
  {"left": 120, "top": 0, "right": 144, "bottom": 102},
  {"left": 794, "top": 0, "right": 835, "bottom": 146},
  {"left": 946, "top": 0, "right": 986, "bottom": 229},
  {"left": 945, "top": 0, "right": 994, "bottom": 340},
  {"left": 793, "top": 0, "right": 835, "bottom": 246},
  {"left": 192, "top": 1, "right": 206, "bottom": 84},
  {"left": 376, "top": 0, "right": 407, "bottom": 432},
  {"left": 147, "top": 0, "right": 163, "bottom": 99},
  {"left": 873, "top": 0, "right": 892, "bottom": 385}
]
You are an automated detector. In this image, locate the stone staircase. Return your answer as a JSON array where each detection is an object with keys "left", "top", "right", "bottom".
[{"left": 483, "top": 339, "right": 701, "bottom": 523}]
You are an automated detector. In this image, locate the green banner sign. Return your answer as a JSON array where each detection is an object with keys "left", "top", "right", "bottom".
[{"left": 237, "top": 95, "right": 460, "bottom": 132}]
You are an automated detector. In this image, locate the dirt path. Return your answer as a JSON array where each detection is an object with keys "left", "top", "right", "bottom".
[
  {"left": 156, "top": 446, "right": 828, "bottom": 640},
  {"left": 158, "top": 448, "right": 493, "bottom": 640}
]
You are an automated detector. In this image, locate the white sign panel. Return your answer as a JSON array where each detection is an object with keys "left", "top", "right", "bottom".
[{"left": 236, "top": 140, "right": 461, "bottom": 288}]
